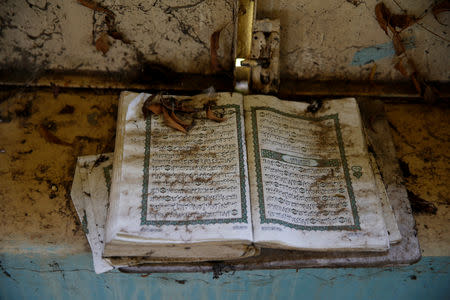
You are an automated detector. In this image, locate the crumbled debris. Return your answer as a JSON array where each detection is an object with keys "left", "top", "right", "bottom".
[
  {"left": 15, "top": 100, "right": 33, "bottom": 118},
  {"left": 212, "top": 262, "right": 235, "bottom": 279},
  {"left": 346, "top": 0, "right": 363, "bottom": 7},
  {"left": 398, "top": 159, "right": 418, "bottom": 180},
  {"left": 38, "top": 124, "right": 72, "bottom": 146},
  {"left": 407, "top": 190, "right": 438, "bottom": 215},
  {"left": 93, "top": 154, "right": 109, "bottom": 168},
  {"left": 306, "top": 99, "right": 323, "bottom": 113},
  {"left": 59, "top": 105, "right": 75, "bottom": 114}
]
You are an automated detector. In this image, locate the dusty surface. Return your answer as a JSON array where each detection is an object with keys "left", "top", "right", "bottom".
[
  {"left": 0, "top": 0, "right": 236, "bottom": 78},
  {"left": 385, "top": 102, "right": 450, "bottom": 256},
  {"left": 0, "top": 89, "right": 448, "bottom": 257},
  {"left": 0, "top": 89, "right": 118, "bottom": 253},
  {"left": 257, "top": 0, "right": 450, "bottom": 82}
]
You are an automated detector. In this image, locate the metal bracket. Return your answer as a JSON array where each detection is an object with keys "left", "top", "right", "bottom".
[{"left": 243, "top": 19, "right": 280, "bottom": 94}]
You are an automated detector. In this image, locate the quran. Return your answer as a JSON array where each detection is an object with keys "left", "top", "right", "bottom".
[{"left": 71, "top": 92, "right": 401, "bottom": 273}]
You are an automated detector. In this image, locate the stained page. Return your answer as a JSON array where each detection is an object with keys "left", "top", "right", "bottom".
[
  {"left": 105, "top": 92, "right": 253, "bottom": 251},
  {"left": 244, "top": 95, "right": 389, "bottom": 251},
  {"left": 369, "top": 154, "right": 402, "bottom": 244},
  {"left": 71, "top": 156, "right": 114, "bottom": 274}
]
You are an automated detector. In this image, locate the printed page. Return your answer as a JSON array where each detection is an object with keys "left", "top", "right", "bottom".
[
  {"left": 106, "top": 92, "right": 253, "bottom": 246},
  {"left": 244, "top": 95, "right": 389, "bottom": 251}
]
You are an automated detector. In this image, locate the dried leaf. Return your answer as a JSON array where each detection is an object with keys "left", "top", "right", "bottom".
[
  {"left": 210, "top": 27, "right": 225, "bottom": 72},
  {"left": 394, "top": 60, "right": 408, "bottom": 77},
  {"left": 142, "top": 95, "right": 162, "bottom": 118},
  {"left": 77, "top": 0, "right": 115, "bottom": 17},
  {"left": 38, "top": 125, "right": 72, "bottom": 146},
  {"left": 411, "top": 74, "right": 422, "bottom": 95},
  {"left": 105, "top": 15, "right": 131, "bottom": 44},
  {"left": 206, "top": 107, "right": 227, "bottom": 122},
  {"left": 108, "top": 30, "right": 130, "bottom": 43},
  {"left": 375, "top": 3, "right": 419, "bottom": 35},
  {"left": 390, "top": 14, "right": 418, "bottom": 31},
  {"left": 375, "top": 3, "right": 391, "bottom": 35},
  {"left": 162, "top": 107, "right": 187, "bottom": 134},
  {"left": 170, "top": 111, "right": 192, "bottom": 127},
  {"left": 147, "top": 103, "right": 162, "bottom": 115},
  {"left": 95, "top": 33, "right": 110, "bottom": 55},
  {"left": 392, "top": 32, "right": 406, "bottom": 55},
  {"left": 432, "top": 0, "right": 450, "bottom": 25}
]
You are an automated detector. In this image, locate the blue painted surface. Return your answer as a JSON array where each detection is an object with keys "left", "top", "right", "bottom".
[
  {"left": 351, "top": 37, "right": 415, "bottom": 66},
  {"left": 0, "top": 252, "right": 449, "bottom": 300}
]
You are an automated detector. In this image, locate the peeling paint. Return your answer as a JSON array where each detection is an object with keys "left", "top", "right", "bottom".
[{"left": 351, "top": 37, "right": 416, "bottom": 66}]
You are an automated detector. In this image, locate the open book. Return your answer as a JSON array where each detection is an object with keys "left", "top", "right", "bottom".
[{"left": 71, "top": 92, "right": 401, "bottom": 272}]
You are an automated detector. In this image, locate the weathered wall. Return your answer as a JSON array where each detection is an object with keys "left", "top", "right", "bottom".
[
  {"left": 1, "top": 254, "right": 449, "bottom": 300},
  {"left": 257, "top": 0, "right": 450, "bottom": 82},
  {"left": 0, "top": 0, "right": 236, "bottom": 79},
  {"left": 2, "top": 1, "right": 448, "bottom": 84}
]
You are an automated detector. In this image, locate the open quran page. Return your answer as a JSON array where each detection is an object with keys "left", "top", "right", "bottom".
[
  {"left": 244, "top": 95, "right": 389, "bottom": 251},
  {"left": 104, "top": 92, "right": 255, "bottom": 259}
]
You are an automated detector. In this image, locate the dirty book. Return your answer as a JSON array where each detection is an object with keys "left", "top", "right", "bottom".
[{"left": 71, "top": 92, "right": 400, "bottom": 274}]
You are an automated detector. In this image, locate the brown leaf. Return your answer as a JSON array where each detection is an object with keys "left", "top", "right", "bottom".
[
  {"left": 108, "top": 30, "right": 130, "bottom": 43},
  {"left": 392, "top": 32, "right": 406, "bottom": 55},
  {"left": 410, "top": 74, "right": 422, "bottom": 95},
  {"left": 38, "top": 125, "right": 72, "bottom": 146},
  {"left": 375, "top": 3, "right": 391, "bottom": 35},
  {"left": 394, "top": 60, "right": 408, "bottom": 77},
  {"left": 105, "top": 15, "right": 131, "bottom": 44},
  {"left": 95, "top": 33, "right": 110, "bottom": 55},
  {"left": 375, "top": 3, "right": 420, "bottom": 35},
  {"left": 390, "top": 14, "right": 418, "bottom": 31},
  {"left": 77, "top": 0, "right": 115, "bottom": 17},
  {"left": 210, "top": 27, "right": 224, "bottom": 72},
  {"left": 206, "top": 107, "right": 227, "bottom": 122},
  {"left": 432, "top": 0, "right": 450, "bottom": 25},
  {"left": 162, "top": 107, "right": 187, "bottom": 134},
  {"left": 142, "top": 95, "right": 157, "bottom": 118},
  {"left": 147, "top": 103, "right": 162, "bottom": 115},
  {"left": 170, "top": 111, "right": 192, "bottom": 127}
]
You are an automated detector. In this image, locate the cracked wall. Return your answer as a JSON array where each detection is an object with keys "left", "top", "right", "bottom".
[
  {"left": 258, "top": 0, "right": 450, "bottom": 82},
  {"left": 0, "top": 0, "right": 237, "bottom": 79}
]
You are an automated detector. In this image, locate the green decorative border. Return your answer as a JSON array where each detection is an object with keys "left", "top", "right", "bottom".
[
  {"left": 251, "top": 107, "right": 360, "bottom": 231},
  {"left": 140, "top": 104, "right": 248, "bottom": 226}
]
